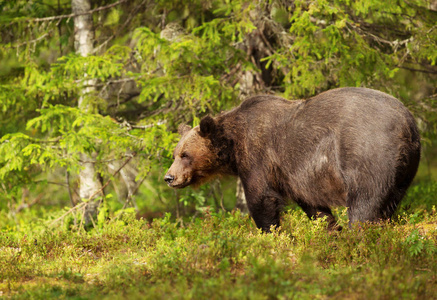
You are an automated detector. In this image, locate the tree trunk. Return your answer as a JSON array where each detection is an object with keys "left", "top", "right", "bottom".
[
  {"left": 235, "top": 177, "right": 248, "bottom": 213},
  {"left": 72, "top": 0, "right": 102, "bottom": 226},
  {"left": 108, "top": 159, "right": 139, "bottom": 209}
]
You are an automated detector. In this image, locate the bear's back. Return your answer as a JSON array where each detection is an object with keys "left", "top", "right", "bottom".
[{"left": 228, "top": 87, "right": 420, "bottom": 190}]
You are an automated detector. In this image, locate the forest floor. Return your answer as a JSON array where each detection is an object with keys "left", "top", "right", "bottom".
[{"left": 1, "top": 207, "right": 437, "bottom": 299}]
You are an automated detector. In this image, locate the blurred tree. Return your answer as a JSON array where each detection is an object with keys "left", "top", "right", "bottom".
[
  {"left": 0, "top": 0, "right": 435, "bottom": 226},
  {"left": 72, "top": 0, "right": 103, "bottom": 225}
]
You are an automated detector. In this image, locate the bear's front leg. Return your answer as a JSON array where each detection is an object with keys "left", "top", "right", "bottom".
[{"left": 246, "top": 195, "right": 283, "bottom": 233}]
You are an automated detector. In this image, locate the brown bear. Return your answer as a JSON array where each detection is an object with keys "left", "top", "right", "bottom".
[{"left": 165, "top": 87, "right": 421, "bottom": 232}]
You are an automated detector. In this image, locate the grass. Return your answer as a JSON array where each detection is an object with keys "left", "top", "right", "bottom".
[{"left": 1, "top": 206, "right": 437, "bottom": 299}]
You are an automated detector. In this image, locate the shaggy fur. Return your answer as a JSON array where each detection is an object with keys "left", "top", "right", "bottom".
[{"left": 165, "top": 87, "right": 421, "bottom": 232}]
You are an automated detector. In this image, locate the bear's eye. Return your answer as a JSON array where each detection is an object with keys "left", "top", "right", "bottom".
[{"left": 180, "top": 152, "right": 189, "bottom": 159}]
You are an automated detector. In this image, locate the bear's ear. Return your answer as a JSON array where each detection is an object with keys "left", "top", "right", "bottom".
[
  {"left": 199, "top": 116, "right": 216, "bottom": 138},
  {"left": 178, "top": 124, "right": 191, "bottom": 136}
]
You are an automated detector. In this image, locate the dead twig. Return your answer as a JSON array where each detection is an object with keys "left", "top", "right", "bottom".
[
  {"left": 398, "top": 65, "right": 437, "bottom": 75},
  {"left": 121, "top": 175, "right": 147, "bottom": 210},
  {"left": 50, "top": 202, "right": 86, "bottom": 226},
  {"left": 16, "top": 193, "right": 44, "bottom": 213},
  {"left": 12, "top": 33, "right": 50, "bottom": 49},
  {"left": 20, "top": 0, "right": 129, "bottom": 23},
  {"left": 66, "top": 170, "right": 78, "bottom": 226},
  {"left": 93, "top": 0, "right": 148, "bottom": 54},
  {"left": 80, "top": 76, "right": 141, "bottom": 88},
  {"left": 87, "top": 154, "right": 136, "bottom": 202},
  {"left": 49, "top": 154, "right": 135, "bottom": 227}
]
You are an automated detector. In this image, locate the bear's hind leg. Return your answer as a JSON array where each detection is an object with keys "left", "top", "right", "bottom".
[
  {"left": 300, "top": 203, "right": 341, "bottom": 231},
  {"left": 348, "top": 188, "right": 405, "bottom": 227},
  {"left": 347, "top": 190, "right": 392, "bottom": 227}
]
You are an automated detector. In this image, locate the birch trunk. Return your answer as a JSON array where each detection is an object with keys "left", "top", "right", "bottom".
[
  {"left": 72, "top": 0, "right": 102, "bottom": 226},
  {"left": 235, "top": 177, "right": 248, "bottom": 213}
]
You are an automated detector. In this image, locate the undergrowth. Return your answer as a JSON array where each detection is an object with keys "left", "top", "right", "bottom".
[{"left": 1, "top": 207, "right": 437, "bottom": 299}]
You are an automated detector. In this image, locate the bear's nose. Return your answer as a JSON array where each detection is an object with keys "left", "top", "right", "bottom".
[{"left": 164, "top": 174, "right": 175, "bottom": 184}]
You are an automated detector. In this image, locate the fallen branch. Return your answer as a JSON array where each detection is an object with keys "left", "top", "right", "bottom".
[
  {"left": 117, "top": 119, "right": 166, "bottom": 131},
  {"left": 50, "top": 202, "right": 86, "bottom": 226}
]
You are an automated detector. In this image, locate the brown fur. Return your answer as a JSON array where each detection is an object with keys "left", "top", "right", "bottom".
[{"left": 165, "top": 88, "right": 421, "bottom": 232}]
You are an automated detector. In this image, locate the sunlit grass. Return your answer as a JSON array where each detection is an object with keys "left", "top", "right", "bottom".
[{"left": 1, "top": 205, "right": 436, "bottom": 299}]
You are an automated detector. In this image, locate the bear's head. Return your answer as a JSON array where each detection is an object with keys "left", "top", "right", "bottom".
[{"left": 164, "top": 116, "right": 223, "bottom": 188}]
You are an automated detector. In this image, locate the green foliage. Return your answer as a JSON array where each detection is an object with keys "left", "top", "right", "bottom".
[
  {"left": 403, "top": 228, "right": 437, "bottom": 257},
  {"left": 0, "top": 0, "right": 436, "bottom": 233},
  {"left": 0, "top": 2, "right": 435, "bottom": 298},
  {"left": 266, "top": 0, "right": 437, "bottom": 97},
  {"left": 396, "top": 181, "right": 437, "bottom": 222},
  {"left": 1, "top": 211, "right": 437, "bottom": 298}
]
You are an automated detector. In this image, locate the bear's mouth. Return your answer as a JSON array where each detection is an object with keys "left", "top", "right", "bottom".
[
  {"left": 169, "top": 181, "right": 191, "bottom": 189},
  {"left": 166, "top": 172, "right": 209, "bottom": 189},
  {"left": 168, "top": 174, "right": 205, "bottom": 189},
  {"left": 167, "top": 176, "right": 194, "bottom": 189}
]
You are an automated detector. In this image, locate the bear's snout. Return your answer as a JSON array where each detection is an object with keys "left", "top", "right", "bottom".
[{"left": 164, "top": 174, "right": 175, "bottom": 185}]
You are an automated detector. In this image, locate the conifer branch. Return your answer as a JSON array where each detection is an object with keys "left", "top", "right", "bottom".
[{"left": 13, "top": 33, "right": 50, "bottom": 48}]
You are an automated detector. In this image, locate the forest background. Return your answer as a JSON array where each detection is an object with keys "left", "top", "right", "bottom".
[{"left": 0, "top": 0, "right": 437, "bottom": 298}]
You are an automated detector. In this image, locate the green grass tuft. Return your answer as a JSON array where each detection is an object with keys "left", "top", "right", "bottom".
[{"left": 1, "top": 207, "right": 436, "bottom": 299}]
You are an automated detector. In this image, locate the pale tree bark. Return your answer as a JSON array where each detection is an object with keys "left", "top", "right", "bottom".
[
  {"left": 72, "top": 0, "right": 102, "bottom": 226},
  {"left": 235, "top": 177, "right": 248, "bottom": 213},
  {"left": 108, "top": 159, "right": 139, "bottom": 209}
]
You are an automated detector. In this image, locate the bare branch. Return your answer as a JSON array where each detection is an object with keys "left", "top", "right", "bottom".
[
  {"left": 34, "top": 180, "right": 67, "bottom": 187},
  {"left": 107, "top": 92, "right": 141, "bottom": 108},
  {"left": 12, "top": 33, "right": 50, "bottom": 48},
  {"left": 129, "top": 121, "right": 166, "bottom": 130},
  {"left": 398, "top": 65, "right": 437, "bottom": 75},
  {"left": 16, "top": 193, "right": 44, "bottom": 213},
  {"left": 93, "top": 0, "right": 149, "bottom": 54},
  {"left": 21, "top": 0, "right": 130, "bottom": 23},
  {"left": 121, "top": 175, "right": 147, "bottom": 209},
  {"left": 50, "top": 202, "right": 86, "bottom": 226},
  {"left": 87, "top": 154, "right": 135, "bottom": 201},
  {"left": 66, "top": 170, "right": 75, "bottom": 208},
  {"left": 78, "top": 76, "right": 141, "bottom": 88},
  {"left": 347, "top": 21, "right": 413, "bottom": 51}
]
